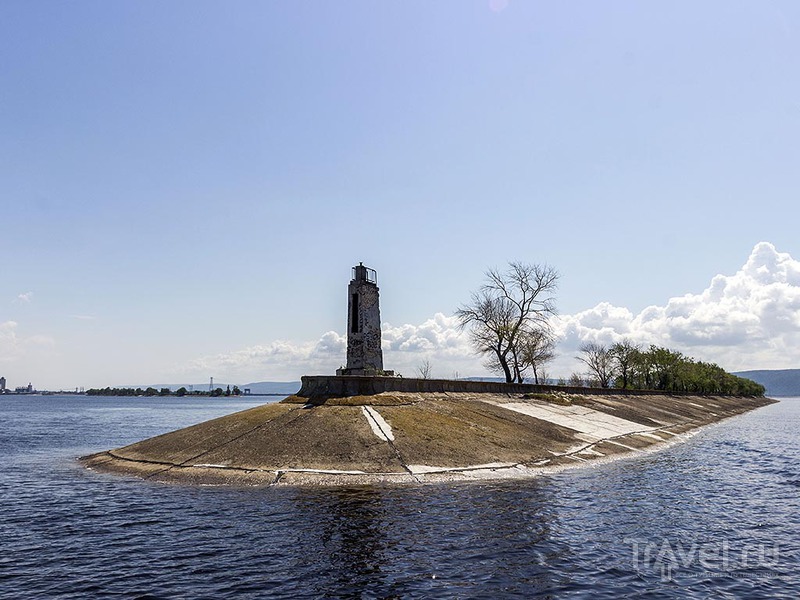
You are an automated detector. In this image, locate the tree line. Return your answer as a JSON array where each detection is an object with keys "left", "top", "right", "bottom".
[
  {"left": 456, "top": 261, "right": 764, "bottom": 396},
  {"left": 576, "top": 341, "right": 765, "bottom": 396},
  {"left": 86, "top": 386, "right": 242, "bottom": 397}
]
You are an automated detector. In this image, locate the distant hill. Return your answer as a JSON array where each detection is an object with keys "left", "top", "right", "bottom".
[
  {"left": 241, "top": 381, "right": 302, "bottom": 395},
  {"left": 733, "top": 369, "right": 800, "bottom": 397}
]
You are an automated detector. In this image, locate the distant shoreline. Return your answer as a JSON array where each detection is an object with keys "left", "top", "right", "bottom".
[{"left": 0, "top": 391, "right": 286, "bottom": 398}]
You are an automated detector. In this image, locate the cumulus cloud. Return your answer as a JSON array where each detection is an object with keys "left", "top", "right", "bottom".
[
  {"left": 0, "top": 320, "right": 55, "bottom": 363},
  {"left": 382, "top": 313, "right": 479, "bottom": 377},
  {"left": 177, "top": 242, "right": 800, "bottom": 381},
  {"left": 0, "top": 321, "right": 19, "bottom": 360},
  {"left": 175, "top": 332, "right": 348, "bottom": 381},
  {"left": 176, "top": 314, "right": 480, "bottom": 381},
  {"left": 552, "top": 242, "right": 800, "bottom": 373},
  {"left": 15, "top": 292, "right": 33, "bottom": 304}
]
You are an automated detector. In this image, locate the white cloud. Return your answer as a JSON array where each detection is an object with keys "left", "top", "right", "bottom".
[
  {"left": 552, "top": 242, "right": 800, "bottom": 373},
  {"left": 175, "top": 313, "right": 480, "bottom": 381},
  {"left": 15, "top": 292, "right": 33, "bottom": 304},
  {"left": 0, "top": 321, "right": 20, "bottom": 361},
  {"left": 382, "top": 313, "right": 479, "bottom": 377},
  {"left": 0, "top": 321, "right": 56, "bottom": 363},
  {"left": 177, "top": 242, "right": 800, "bottom": 382},
  {"left": 175, "top": 333, "right": 347, "bottom": 381}
]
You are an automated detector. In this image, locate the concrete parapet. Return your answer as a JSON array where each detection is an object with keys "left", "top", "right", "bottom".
[{"left": 297, "top": 375, "right": 683, "bottom": 398}]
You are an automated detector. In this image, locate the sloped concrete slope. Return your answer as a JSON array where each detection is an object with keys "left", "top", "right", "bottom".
[{"left": 81, "top": 392, "right": 776, "bottom": 486}]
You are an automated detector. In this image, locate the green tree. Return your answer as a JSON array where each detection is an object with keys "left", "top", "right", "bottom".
[
  {"left": 647, "top": 346, "right": 684, "bottom": 391},
  {"left": 609, "top": 339, "right": 640, "bottom": 389}
]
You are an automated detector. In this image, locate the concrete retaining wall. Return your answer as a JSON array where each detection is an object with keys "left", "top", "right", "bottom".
[{"left": 297, "top": 375, "right": 685, "bottom": 398}]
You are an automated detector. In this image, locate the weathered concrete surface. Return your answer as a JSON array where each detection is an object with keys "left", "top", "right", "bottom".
[
  {"left": 296, "top": 375, "right": 681, "bottom": 398},
  {"left": 81, "top": 391, "right": 776, "bottom": 486}
]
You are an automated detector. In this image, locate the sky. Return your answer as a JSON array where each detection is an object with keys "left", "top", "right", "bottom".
[{"left": 1, "top": 1, "right": 799, "bottom": 389}]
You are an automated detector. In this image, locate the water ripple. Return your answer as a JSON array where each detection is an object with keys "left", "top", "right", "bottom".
[{"left": 1, "top": 396, "right": 799, "bottom": 598}]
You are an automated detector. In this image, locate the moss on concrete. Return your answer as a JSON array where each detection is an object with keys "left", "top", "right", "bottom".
[
  {"left": 81, "top": 391, "right": 777, "bottom": 487},
  {"left": 281, "top": 393, "right": 416, "bottom": 406}
]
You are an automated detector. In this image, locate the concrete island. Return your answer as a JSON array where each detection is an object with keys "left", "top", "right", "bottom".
[
  {"left": 82, "top": 377, "right": 774, "bottom": 486},
  {"left": 81, "top": 263, "right": 776, "bottom": 486}
]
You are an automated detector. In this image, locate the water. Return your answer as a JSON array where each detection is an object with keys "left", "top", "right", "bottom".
[{"left": 1, "top": 395, "right": 798, "bottom": 599}]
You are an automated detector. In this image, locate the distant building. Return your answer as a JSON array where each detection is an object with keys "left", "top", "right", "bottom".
[
  {"left": 336, "top": 263, "right": 393, "bottom": 376},
  {"left": 0, "top": 376, "right": 5, "bottom": 392}
]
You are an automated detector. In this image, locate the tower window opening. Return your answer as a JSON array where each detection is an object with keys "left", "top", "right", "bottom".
[{"left": 351, "top": 293, "right": 359, "bottom": 333}]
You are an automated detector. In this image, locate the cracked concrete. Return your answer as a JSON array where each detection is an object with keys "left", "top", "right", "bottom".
[
  {"left": 81, "top": 390, "right": 777, "bottom": 486},
  {"left": 362, "top": 406, "right": 394, "bottom": 442}
]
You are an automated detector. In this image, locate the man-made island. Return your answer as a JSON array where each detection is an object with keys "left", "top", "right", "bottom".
[
  {"left": 81, "top": 375, "right": 775, "bottom": 486},
  {"left": 82, "top": 264, "right": 774, "bottom": 486}
]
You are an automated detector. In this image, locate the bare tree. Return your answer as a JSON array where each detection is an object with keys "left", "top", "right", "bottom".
[
  {"left": 416, "top": 358, "right": 433, "bottom": 379},
  {"left": 515, "top": 328, "right": 557, "bottom": 384},
  {"left": 456, "top": 262, "right": 559, "bottom": 383},
  {"left": 568, "top": 372, "right": 585, "bottom": 387},
  {"left": 577, "top": 342, "right": 615, "bottom": 388},
  {"left": 536, "top": 368, "right": 550, "bottom": 386}
]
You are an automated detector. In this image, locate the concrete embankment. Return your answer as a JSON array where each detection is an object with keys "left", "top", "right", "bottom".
[{"left": 81, "top": 378, "right": 776, "bottom": 486}]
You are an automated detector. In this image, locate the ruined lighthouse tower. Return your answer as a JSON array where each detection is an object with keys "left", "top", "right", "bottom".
[{"left": 336, "top": 263, "right": 389, "bottom": 376}]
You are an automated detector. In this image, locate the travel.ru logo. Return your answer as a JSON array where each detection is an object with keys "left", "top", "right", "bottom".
[{"left": 624, "top": 537, "right": 781, "bottom": 582}]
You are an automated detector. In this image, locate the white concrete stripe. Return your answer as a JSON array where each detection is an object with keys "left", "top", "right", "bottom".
[
  {"left": 278, "top": 468, "right": 369, "bottom": 475},
  {"left": 486, "top": 400, "right": 658, "bottom": 439},
  {"left": 362, "top": 406, "right": 395, "bottom": 442},
  {"left": 407, "top": 462, "right": 517, "bottom": 474},
  {"left": 577, "top": 448, "right": 605, "bottom": 457},
  {"left": 603, "top": 440, "right": 640, "bottom": 451}
]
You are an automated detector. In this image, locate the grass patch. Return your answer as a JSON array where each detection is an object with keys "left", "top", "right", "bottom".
[
  {"left": 521, "top": 392, "right": 583, "bottom": 406},
  {"left": 280, "top": 394, "right": 415, "bottom": 406}
]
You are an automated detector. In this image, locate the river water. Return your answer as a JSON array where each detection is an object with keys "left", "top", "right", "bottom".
[{"left": 1, "top": 394, "right": 797, "bottom": 599}]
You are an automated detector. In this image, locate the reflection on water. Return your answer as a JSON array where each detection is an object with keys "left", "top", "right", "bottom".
[
  {"left": 299, "top": 488, "right": 392, "bottom": 597},
  {"left": 1, "top": 395, "right": 798, "bottom": 598},
  {"left": 286, "top": 482, "right": 562, "bottom": 598}
]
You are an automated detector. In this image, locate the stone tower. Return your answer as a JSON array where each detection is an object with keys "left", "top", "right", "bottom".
[{"left": 337, "top": 263, "right": 386, "bottom": 376}]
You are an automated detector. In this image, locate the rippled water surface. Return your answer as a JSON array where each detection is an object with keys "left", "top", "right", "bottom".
[{"left": 1, "top": 395, "right": 798, "bottom": 599}]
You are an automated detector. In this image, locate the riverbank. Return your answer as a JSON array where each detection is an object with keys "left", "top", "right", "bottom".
[{"left": 81, "top": 387, "right": 775, "bottom": 486}]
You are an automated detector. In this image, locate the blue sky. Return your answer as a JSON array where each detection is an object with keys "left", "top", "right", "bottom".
[{"left": 2, "top": 1, "right": 799, "bottom": 388}]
